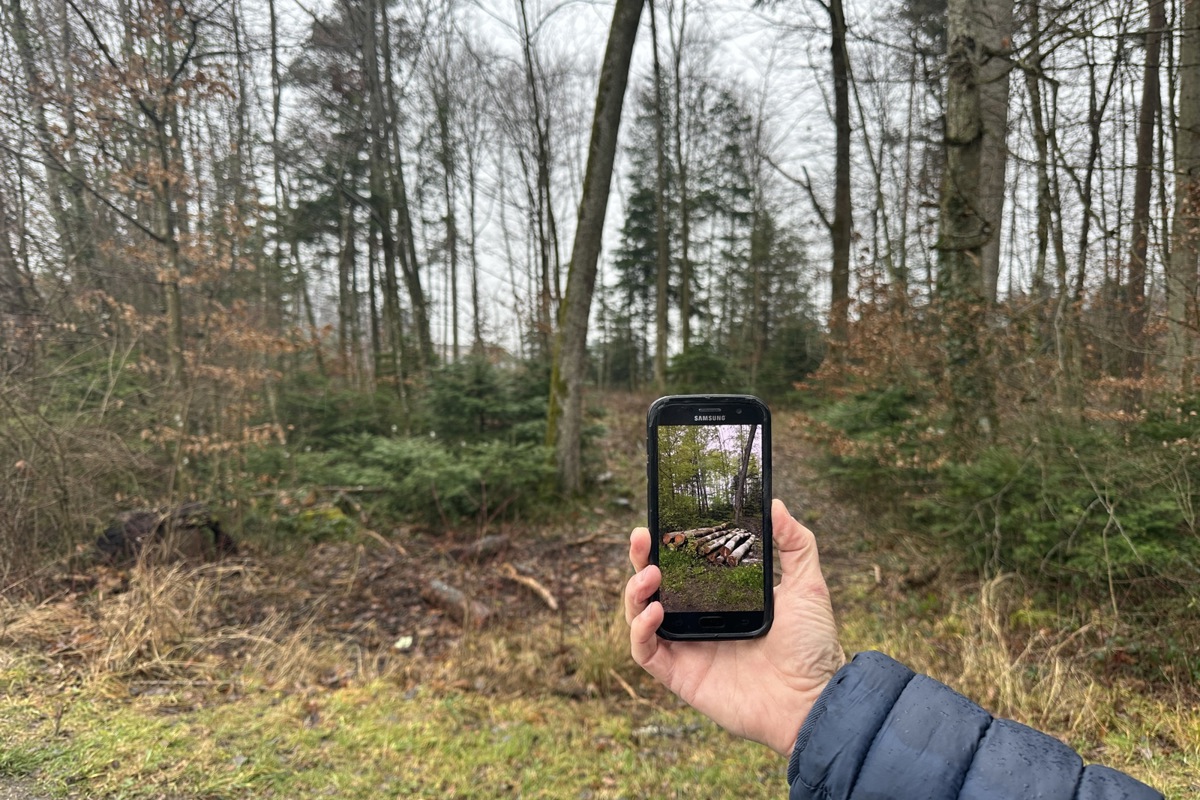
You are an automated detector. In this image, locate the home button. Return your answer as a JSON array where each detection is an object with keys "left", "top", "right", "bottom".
[{"left": 699, "top": 616, "right": 725, "bottom": 630}]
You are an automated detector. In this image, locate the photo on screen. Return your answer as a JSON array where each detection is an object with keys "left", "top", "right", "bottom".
[{"left": 656, "top": 423, "right": 764, "bottom": 613}]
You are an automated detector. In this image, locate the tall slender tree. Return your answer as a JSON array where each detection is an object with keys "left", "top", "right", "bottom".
[{"left": 548, "top": 0, "right": 646, "bottom": 493}]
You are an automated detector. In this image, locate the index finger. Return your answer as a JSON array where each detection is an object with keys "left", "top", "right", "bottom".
[{"left": 629, "top": 526, "right": 651, "bottom": 571}]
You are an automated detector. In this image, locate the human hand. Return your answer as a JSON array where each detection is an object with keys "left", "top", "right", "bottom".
[{"left": 624, "top": 499, "right": 844, "bottom": 756}]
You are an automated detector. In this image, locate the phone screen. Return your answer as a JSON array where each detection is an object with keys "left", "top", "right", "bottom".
[
  {"left": 648, "top": 395, "right": 772, "bottom": 639},
  {"left": 656, "top": 423, "right": 766, "bottom": 612}
]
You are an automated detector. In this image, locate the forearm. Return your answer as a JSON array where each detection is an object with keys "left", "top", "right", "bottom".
[{"left": 787, "top": 652, "right": 1162, "bottom": 800}]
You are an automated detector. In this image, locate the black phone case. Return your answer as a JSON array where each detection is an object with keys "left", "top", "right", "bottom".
[{"left": 647, "top": 394, "right": 774, "bottom": 640}]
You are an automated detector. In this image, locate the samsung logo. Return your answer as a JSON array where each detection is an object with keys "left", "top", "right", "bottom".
[{"left": 695, "top": 414, "right": 725, "bottom": 421}]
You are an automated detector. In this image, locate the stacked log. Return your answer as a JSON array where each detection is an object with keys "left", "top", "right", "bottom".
[
  {"left": 661, "top": 522, "right": 732, "bottom": 550},
  {"left": 697, "top": 531, "right": 739, "bottom": 557},
  {"left": 719, "top": 531, "right": 752, "bottom": 559},
  {"left": 725, "top": 536, "right": 755, "bottom": 566},
  {"left": 659, "top": 523, "right": 760, "bottom": 567}
]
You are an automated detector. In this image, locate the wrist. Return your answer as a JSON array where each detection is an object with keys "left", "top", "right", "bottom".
[{"left": 768, "top": 678, "right": 830, "bottom": 757}]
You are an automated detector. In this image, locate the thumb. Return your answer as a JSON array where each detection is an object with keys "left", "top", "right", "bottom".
[{"left": 772, "top": 499, "right": 825, "bottom": 584}]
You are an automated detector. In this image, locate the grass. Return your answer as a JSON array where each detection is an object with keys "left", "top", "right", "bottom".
[
  {"left": 0, "top": 667, "right": 782, "bottom": 799},
  {"left": 2, "top": 571, "right": 1196, "bottom": 799},
  {"left": 658, "top": 548, "right": 764, "bottom": 612}
]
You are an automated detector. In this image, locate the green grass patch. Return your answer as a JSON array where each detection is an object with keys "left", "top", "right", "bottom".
[
  {"left": 0, "top": 677, "right": 786, "bottom": 799},
  {"left": 659, "top": 549, "right": 763, "bottom": 612}
]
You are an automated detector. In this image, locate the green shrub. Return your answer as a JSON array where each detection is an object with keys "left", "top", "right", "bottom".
[
  {"left": 816, "top": 388, "right": 1200, "bottom": 586},
  {"left": 275, "top": 504, "right": 358, "bottom": 543},
  {"left": 754, "top": 316, "right": 825, "bottom": 399},
  {"left": 275, "top": 373, "right": 407, "bottom": 446},
  {"left": 420, "top": 356, "right": 548, "bottom": 444},
  {"left": 286, "top": 434, "right": 554, "bottom": 528},
  {"left": 666, "top": 344, "right": 746, "bottom": 394}
]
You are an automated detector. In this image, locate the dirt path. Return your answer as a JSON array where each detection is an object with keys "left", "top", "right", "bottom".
[{"left": 770, "top": 411, "right": 877, "bottom": 591}]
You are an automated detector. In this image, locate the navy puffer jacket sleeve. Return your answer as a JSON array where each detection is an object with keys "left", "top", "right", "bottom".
[{"left": 787, "top": 652, "right": 1162, "bottom": 800}]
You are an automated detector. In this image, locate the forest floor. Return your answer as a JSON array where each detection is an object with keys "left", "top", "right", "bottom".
[
  {"left": 0, "top": 392, "right": 1197, "bottom": 798},
  {"left": 657, "top": 550, "right": 764, "bottom": 613}
]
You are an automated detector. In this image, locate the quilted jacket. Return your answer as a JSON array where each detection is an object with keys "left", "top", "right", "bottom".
[{"left": 788, "top": 652, "right": 1163, "bottom": 800}]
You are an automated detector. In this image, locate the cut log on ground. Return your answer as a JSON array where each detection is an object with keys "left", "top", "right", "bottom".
[
  {"left": 662, "top": 532, "right": 688, "bottom": 548},
  {"left": 662, "top": 523, "right": 732, "bottom": 550},
  {"left": 719, "top": 531, "right": 752, "bottom": 558},
  {"left": 448, "top": 535, "right": 509, "bottom": 563},
  {"left": 421, "top": 579, "right": 491, "bottom": 628},
  {"left": 683, "top": 522, "right": 730, "bottom": 538},
  {"left": 698, "top": 532, "right": 738, "bottom": 557},
  {"left": 726, "top": 537, "right": 755, "bottom": 566},
  {"left": 690, "top": 528, "right": 731, "bottom": 547}
]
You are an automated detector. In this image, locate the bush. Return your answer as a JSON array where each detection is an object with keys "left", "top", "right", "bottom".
[
  {"left": 420, "top": 356, "right": 548, "bottom": 444},
  {"left": 815, "top": 388, "right": 1200, "bottom": 586},
  {"left": 666, "top": 344, "right": 746, "bottom": 394},
  {"left": 275, "top": 373, "right": 407, "bottom": 447},
  {"left": 288, "top": 434, "right": 554, "bottom": 528}
]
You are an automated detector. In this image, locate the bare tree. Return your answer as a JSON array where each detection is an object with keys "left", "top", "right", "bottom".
[
  {"left": 1166, "top": 0, "right": 1200, "bottom": 391},
  {"left": 1125, "top": 0, "right": 1165, "bottom": 383},
  {"left": 548, "top": 0, "right": 645, "bottom": 493}
]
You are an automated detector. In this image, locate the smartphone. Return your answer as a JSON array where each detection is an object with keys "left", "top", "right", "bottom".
[{"left": 646, "top": 394, "right": 773, "bottom": 639}]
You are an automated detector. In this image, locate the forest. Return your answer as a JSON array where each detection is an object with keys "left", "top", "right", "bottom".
[{"left": 1, "top": 0, "right": 1199, "bottom": 794}]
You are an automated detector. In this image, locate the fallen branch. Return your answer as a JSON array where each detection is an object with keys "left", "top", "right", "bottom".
[
  {"left": 361, "top": 528, "right": 409, "bottom": 556},
  {"left": 421, "top": 579, "right": 491, "bottom": 628},
  {"left": 449, "top": 535, "right": 509, "bottom": 563},
  {"left": 500, "top": 562, "right": 559, "bottom": 611},
  {"left": 608, "top": 668, "right": 657, "bottom": 707},
  {"left": 569, "top": 532, "right": 629, "bottom": 547}
]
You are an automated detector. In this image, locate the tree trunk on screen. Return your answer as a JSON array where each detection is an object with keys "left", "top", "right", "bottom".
[
  {"left": 732, "top": 423, "right": 757, "bottom": 525},
  {"left": 548, "top": 0, "right": 645, "bottom": 494}
]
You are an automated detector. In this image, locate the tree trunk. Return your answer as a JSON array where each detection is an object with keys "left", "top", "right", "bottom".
[
  {"left": 1126, "top": 0, "right": 1164, "bottom": 384},
  {"left": 518, "top": 0, "right": 560, "bottom": 358},
  {"left": 547, "top": 0, "right": 645, "bottom": 494},
  {"left": 433, "top": 53, "right": 461, "bottom": 361},
  {"left": 651, "top": 0, "right": 670, "bottom": 391},
  {"left": 0, "top": 189, "right": 37, "bottom": 314},
  {"left": 1024, "top": 4, "right": 1051, "bottom": 315},
  {"left": 362, "top": 0, "right": 403, "bottom": 385},
  {"left": 8, "top": 0, "right": 77, "bottom": 273},
  {"left": 939, "top": 0, "right": 995, "bottom": 446},
  {"left": 732, "top": 423, "right": 757, "bottom": 524},
  {"left": 381, "top": 3, "right": 433, "bottom": 371},
  {"left": 826, "top": 0, "right": 852, "bottom": 350},
  {"left": 1166, "top": 0, "right": 1200, "bottom": 391},
  {"left": 975, "top": 0, "right": 1014, "bottom": 303},
  {"left": 1063, "top": 37, "right": 1122, "bottom": 410},
  {"left": 338, "top": 194, "right": 358, "bottom": 379},
  {"left": 668, "top": 0, "right": 693, "bottom": 352}
]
